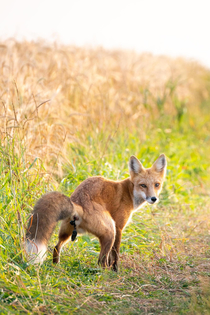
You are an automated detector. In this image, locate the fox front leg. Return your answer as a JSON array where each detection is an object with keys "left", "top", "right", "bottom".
[{"left": 108, "top": 228, "right": 122, "bottom": 272}]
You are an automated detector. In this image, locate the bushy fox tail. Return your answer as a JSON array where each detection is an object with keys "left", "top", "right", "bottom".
[{"left": 26, "top": 191, "right": 74, "bottom": 264}]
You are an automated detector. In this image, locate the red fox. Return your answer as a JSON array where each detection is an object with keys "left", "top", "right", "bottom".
[{"left": 26, "top": 154, "right": 167, "bottom": 271}]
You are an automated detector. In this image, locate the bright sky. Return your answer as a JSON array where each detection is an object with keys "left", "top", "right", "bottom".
[{"left": 1, "top": 0, "right": 210, "bottom": 68}]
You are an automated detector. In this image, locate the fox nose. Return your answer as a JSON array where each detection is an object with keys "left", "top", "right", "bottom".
[{"left": 151, "top": 197, "right": 157, "bottom": 203}]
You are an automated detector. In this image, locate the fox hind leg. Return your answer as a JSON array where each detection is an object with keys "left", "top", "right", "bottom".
[
  {"left": 82, "top": 207, "right": 116, "bottom": 269},
  {"left": 53, "top": 219, "right": 74, "bottom": 263}
]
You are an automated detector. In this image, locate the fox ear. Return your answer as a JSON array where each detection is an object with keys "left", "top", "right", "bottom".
[
  {"left": 152, "top": 154, "right": 167, "bottom": 173},
  {"left": 129, "top": 156, "right": 143, "bottom": 175}
]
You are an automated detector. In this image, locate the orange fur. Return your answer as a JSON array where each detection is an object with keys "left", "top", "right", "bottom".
[{"left": 26, "top": 154, "right": 167, "bottom": 271}]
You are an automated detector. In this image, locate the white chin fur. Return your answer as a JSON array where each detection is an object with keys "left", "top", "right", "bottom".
[
  {"left": 26, "top": 240, "right": 47, "bottom": 264},
  {"left": 133, "top": 190, "right": 146, "bottom": 209}
]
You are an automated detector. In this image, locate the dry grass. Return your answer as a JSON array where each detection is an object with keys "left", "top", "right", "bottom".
[{"left": 0, "top": 39, "right": 209, "bottom": 178}]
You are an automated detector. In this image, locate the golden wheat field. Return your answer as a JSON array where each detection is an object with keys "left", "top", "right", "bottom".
[{"left": 0, "top": 39, "right": 209, "bottom": 177}]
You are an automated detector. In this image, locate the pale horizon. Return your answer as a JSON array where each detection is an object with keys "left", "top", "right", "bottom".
[{"left": 1, "top": 0, "right": 210, "bottom": 68}]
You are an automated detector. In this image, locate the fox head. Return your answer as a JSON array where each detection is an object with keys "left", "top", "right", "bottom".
[{"left": 129, "top": 154, "right": 167, "bottom": 209}]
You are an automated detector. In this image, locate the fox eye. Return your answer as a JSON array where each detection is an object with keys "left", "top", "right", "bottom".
[
  {"left": 155, "top": 183, "right": 160, "bottom": 188},
  {"left": 140, "top": 184, "right": 147, "bottom": 188}
]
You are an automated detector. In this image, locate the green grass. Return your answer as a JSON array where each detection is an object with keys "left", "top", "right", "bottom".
[{"left": 1, "top": 53, "right": 210, "bottom": 313}]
